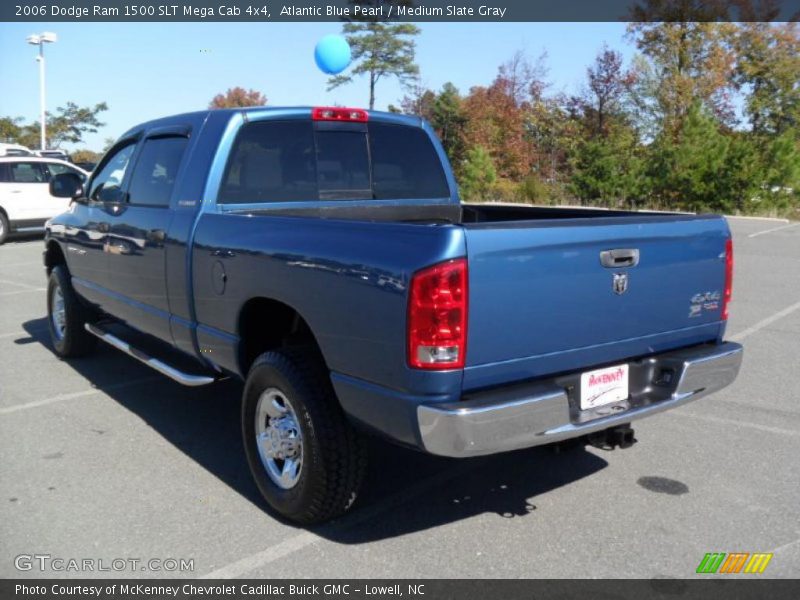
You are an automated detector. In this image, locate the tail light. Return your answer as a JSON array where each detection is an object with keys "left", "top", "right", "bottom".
[
  {"left": 722, "top": 238, "right": 733, "bottom": 320},
  {"left": 312, "top": 107, "right": 368, "bottom": 122},
  {"left": 408, "top": 258, "right": 468, "bottom": 370}
]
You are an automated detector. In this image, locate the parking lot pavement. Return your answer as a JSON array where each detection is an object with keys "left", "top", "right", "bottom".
[{"left": 1, "top": 219, "right": 798, "bottom": 579}]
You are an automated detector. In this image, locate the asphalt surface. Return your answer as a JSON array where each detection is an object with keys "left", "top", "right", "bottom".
[{"left": 1, "top": 218, "right": 798, "bottom": 579}]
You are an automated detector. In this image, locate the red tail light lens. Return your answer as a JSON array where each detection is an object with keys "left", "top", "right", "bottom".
[
  {"left": 312, "top": 107, "right": 369, "bottom": 122},
  {"left": 408, "top": 258, "right": 468, "bottom": 370},
  {"left": 722, "top": 238, "right": 733, "bottom": 320}
]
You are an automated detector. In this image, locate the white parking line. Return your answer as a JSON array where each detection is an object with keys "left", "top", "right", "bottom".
[
  {"left": 0, "top": 279, "right": 41, "bottom": 290},
  {"left": 770, "top": 537, "right": 800, "bottom": 555},
  {"left": 726, "top": 215, "right": 790, "bottom": 223},
  {"left": 0, "top": 261, "right": 42, "bottom": 269},
  {"left": 730, "top": 300, "right": 800, "bottom": 342},
  {"left": 747, "top": 222, "right": 800, "bottom": 238},
  {"left": 0, "top": 287, "right": 45, "bottom": 297},
  {"left": 201, "top": 460, "right": 480, "bottom": 578},
  {"left": 673, "top": 411, "right": 800, "bottom": 438},
  {"left": 0, "top": 377, "right": 161, "bottom": 416},
  {"left": 0, "top": 328, "right": 45, "bottom": 340}
]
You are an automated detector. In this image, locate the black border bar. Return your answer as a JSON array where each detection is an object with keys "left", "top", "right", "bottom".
[{"left": 4, "top": 0, "right": 800, "bottom": 22}]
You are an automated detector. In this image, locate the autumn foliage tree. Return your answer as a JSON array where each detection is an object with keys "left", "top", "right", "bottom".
[
  {"left": 395, "top": 18, "right": 799, "bottom": 217},
  {"left": 209, "top": 87, "right": 267, "bottom": 109}
]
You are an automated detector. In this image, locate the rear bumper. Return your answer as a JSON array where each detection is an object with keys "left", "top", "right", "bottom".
[{"left": 416, "top": 342, "right": 743, "bottom": 457}]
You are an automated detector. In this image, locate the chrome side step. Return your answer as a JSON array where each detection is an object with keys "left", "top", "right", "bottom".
[{"left": 84, "top": 323, "right": 216, "bottom": 387}]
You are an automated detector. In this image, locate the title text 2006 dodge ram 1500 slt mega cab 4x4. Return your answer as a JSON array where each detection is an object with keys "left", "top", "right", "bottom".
[{"left": 44, "top": 106, "right": 742, "bottom": 524}]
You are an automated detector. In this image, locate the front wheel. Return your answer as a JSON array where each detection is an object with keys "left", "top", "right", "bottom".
[
  {"left": 242, "top": 348, "right": 366, "bottom": 524},
  {"left": 0, "top": 212, "right": 9, "bottom": 245},
  {"left": 47, "top": 266, "right": 97, "bottom": 358}
]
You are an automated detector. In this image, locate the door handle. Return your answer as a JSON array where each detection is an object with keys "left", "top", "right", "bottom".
[
  {"left": 97, "top": 222, "right": 110, "bottom": 233},
  {"left": 600, "top": 249, "right": 640, "bottom": 268},
  {"left": 148, "top": 229, "right": 166, "bottom": 243},
  {"left": 211, "top": 249, "right": 236, "bottom": 258}
]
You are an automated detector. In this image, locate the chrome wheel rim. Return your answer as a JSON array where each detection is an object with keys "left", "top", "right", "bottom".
[
  {"left": 50, "top": 284, "right": 66, "bottom": 341},
  {"left": 255, "top": 387, "right": 303, "bottom": 490}
]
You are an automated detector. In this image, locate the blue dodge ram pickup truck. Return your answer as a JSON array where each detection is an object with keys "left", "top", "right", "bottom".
[{"left": 44, "top": 106, "right": 743, "bottom": 523}]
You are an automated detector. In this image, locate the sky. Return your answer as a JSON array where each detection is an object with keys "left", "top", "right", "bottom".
[{"left": 0, "top": 22, "right": 634, "bottom": 151}]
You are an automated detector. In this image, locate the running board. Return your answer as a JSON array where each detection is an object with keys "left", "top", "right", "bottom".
[{"left": 84, "top": 323, "right": 216, "bottom": 387}]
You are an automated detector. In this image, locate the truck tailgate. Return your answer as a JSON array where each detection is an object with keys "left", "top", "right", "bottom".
[{"left": 463, "top": 215, "right": 730, "bottom": 390}]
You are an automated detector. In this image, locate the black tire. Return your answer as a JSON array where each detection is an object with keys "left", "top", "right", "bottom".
[
  {"left": 46, "top": 265, "right": 97, "bottom": 358},
  {"left": 0, "top": 212, "right": 8, "bottom": 245},
  {"left": 242, "top": 348, "right": 367, "bottom": 524}
]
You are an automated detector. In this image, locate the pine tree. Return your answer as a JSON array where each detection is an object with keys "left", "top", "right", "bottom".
[
  {"left": 328, "top": 19, "right": 420, "bottom": 110},
  {"left": 459, "top": 146, "right": 497, "bottom": 201}
]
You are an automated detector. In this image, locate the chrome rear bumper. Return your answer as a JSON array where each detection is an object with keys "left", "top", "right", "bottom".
[{"left": 417, "top": 342, "right": 743, "bottom": 457}]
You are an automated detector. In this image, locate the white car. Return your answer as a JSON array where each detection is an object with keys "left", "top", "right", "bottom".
[
  {"left": 0, "top": 157, "right": 89, "bottom": 244},
  {"left": 0, "top": 143, "right": 34, "bottom": 157}
]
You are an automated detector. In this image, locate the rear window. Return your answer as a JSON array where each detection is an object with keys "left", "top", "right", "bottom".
[{"left": 218, "top": 120, "right": 449, "bottom": 204}]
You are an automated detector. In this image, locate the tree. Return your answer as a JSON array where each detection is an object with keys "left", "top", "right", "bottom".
[
  {"left": 584, "top": 45, "right": 633, "bottom": 137},
  {"left": 628, "top": 3, "right": 737, "bottom": 134},
  {"left": 646, "top": 103, "right": 732, "bottom": 212},
  {"left": 430, "top": 83, "right": 468, "bottom": 171},
  {"left": 2, "top": 102, "right": 108, "bottom": 149},
  {"left": 209, "top": 87, "right": 267, "bottom": 109},
  {"left": 496, "top": 50, "right": 549, "bottom": 107},
  {"left": 398, "top": 82, "right": 469, "bottom": 173},
  {"left": 398, "top": 77, "right": 436, "bottom": 119},
  {"left": 47, "top": 102, "right": 108, "bottom": 148},
  {"left": 734, "top": 22, "right": 800, "bottom": 135},
  {"left": 570, "top": 126, "right": 644, "bottom": 207},
  {"left": 0, "top": 117, "right": 23, "bottom": 144},
  {"left": 328, "top": 19, "right": 420, "bottom": 109},
  {"left": 70, "top": 149, "right": 103, "bottom": 164},
  {"left": 458, "top": 146, "right": 496, "bottom": 201}
]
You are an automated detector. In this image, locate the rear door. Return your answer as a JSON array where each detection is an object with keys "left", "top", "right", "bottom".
[
  {"left": 3, "top": 161, "right": 49, "bottom": 223},
  {"left": 462, "top": 216, "right": 730, "bottom": 389},
  {"left": 102, "top": 131, "right": 188, "bottom": 339}
]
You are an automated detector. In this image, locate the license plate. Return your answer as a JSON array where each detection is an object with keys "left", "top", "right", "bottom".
[{"left": 580, "top": 364, "right": 629, "bottom": 410}]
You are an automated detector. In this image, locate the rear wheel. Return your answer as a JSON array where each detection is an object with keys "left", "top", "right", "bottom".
[
  {"left": 242, "top": 348, "right": 367, "bottom": 524},
  {"left": 0, "top": 212, "right": 8, "bottom": 245},
  {"left": 47, "top": 266, "right": 97, "bottom": 358}
]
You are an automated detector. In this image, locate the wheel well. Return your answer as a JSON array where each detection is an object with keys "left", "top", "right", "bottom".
[
  {"left": 44, "top": 241, "right": 67, "bottom": 275},
  {"left": 237, "top": 298, "right": 324, "bottom": 375}
]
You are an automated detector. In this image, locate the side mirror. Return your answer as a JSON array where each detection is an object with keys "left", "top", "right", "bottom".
[{"left": 50, "top": 172, "right": 85, "bottom": 200}]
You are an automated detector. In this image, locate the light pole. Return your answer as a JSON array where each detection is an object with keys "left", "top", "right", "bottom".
[{"left": 26, "top": 32, "right": 57, "bottom": 151}]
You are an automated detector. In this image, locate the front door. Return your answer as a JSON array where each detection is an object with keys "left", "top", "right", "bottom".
[
  {"left": 103, "top": 134, "right": 189, "bottom": 339},
  {"left": 66, "top": 142, "right": 136, "bottom": 306}
]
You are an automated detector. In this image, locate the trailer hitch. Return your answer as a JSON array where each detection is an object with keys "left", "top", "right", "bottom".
[{"left": 587, "top": 424, "right": 637, "bottom": 450}]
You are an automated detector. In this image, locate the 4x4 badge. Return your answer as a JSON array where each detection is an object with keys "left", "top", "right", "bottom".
[{"left": 613, "top": 272, "right": 628, "bottom": 295}]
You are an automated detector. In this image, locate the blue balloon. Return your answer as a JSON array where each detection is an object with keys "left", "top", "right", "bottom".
[{"left": 315, "top": 34, "right": 351, "bottom": 75}]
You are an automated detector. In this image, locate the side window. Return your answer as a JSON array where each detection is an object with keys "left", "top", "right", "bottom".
[
  {"left": 10, "top": 162, "right": 47, "bottom": 183},
  {"left": 219, "top": 121, "right": 317, "bottom": 204},
  {"left": 89, "top": 144, "right": 136, "bottom": 202},
  {"left": 127, "top": 137, "right": 188, "bottom": 207},
  {"left": 44, "top": 162, "right": 87, "bottom": 183},
  {"left": 0, "top": 164, "right": 10, "bottom": 183}
]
